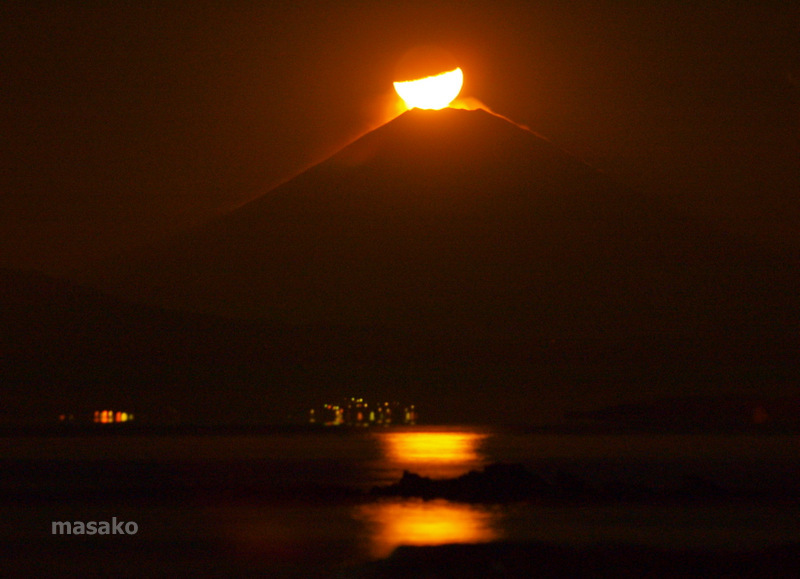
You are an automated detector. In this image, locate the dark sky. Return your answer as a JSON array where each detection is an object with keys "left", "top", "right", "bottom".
[{"left": 2, "top": 1, "right": 798, "bottom": 276}]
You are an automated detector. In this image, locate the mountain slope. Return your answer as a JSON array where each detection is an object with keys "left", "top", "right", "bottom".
[
  {"left": 78, "top": 108, "right": 798, "bottom": 421},
  {"left": 90, "top": 109, "right": 793, "bottom": 336},
  {"left": 0, "top": 268, "right": 311, "bottom": 424}
]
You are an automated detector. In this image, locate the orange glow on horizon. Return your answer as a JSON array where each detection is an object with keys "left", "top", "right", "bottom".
[{"left": 393, "top": 68, "right": 464, "bottom": 110}]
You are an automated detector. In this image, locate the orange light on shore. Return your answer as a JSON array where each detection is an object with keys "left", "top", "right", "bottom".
[{"left": 394, "top": 68, "right": 464, "bottom": 110}]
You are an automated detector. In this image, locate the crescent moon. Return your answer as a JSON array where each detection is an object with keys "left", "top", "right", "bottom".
[{"left": 393, "top": 68, "right": 464, "bottom": 110}]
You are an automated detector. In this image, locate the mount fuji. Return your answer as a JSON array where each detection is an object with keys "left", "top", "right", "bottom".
[{"left": 76, "top": 107, "right": 797, "bottom": 422}]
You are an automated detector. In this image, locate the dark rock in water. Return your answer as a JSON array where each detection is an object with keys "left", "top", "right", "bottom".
[
  {"left": 601, "top": 480, "right": 657, "bottom": 501},
  {"left": 553, "top": 469, "right": 591, "bottom": 497},
  {"left": 675, "top": 474, "right": 729, "bottom": 499},
  {"left": 398, "top": 470, "right": 436, "bottom": 499},
  {"left": 371, "top": 462, "right": 739, "bottom": 504},
  {"left": 371, "top": 462, "right": 551, "bottom": 502}
]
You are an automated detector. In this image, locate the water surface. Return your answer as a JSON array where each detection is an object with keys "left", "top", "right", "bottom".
[{"left": 1, "top": 426, "right": 798, "bottom": 574}]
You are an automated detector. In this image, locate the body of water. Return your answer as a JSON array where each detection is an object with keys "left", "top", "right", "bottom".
[{"left": 1, "top": 426, "right": 798, "bottom": 575}]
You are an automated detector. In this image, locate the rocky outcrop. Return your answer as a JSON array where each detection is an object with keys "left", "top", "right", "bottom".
[
  {"left": 371, "top": 462, "right": 738, "bottom": 503},
  {"left": 371, "top": 463, "right": 551, "bottom": 502}
]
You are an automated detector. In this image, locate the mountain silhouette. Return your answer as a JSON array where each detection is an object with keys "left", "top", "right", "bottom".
[
  {"left": 90, "top": 109, "right": 793, "bottom": 334},
  {"left": 77, "top": 108, "right": 797, "bottom": 422}
]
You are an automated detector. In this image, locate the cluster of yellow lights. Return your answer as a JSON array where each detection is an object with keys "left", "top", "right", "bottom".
[
  {"left": 393, "top": 67, "right": 464, "bottom": 110},
  {"left": 311, "top": 398, "right": 416, "bottom": 426}
]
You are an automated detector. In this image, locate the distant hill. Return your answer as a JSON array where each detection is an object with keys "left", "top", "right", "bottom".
[
  {"left": 0, "top": 268, "right": 301, "bottom": 424},
  {"left": 33, "top": 108, "right": 800, "bottom": 422},
  {"left": 567, "top": 395, "right": 800, "bottom": 431},
  {"left": 0, "top": 267, "right": 479, "bottom": 425}
]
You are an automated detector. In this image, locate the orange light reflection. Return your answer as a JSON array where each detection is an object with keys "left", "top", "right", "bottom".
[
  {"left": 376, "top": 430, "right": 488, "bottom": 479},
  {"left": 356, "top": 499, "right": 502, "bottom": 559},
  {"left": 381, "top": 431, "right": 486, "bottom": 463}
]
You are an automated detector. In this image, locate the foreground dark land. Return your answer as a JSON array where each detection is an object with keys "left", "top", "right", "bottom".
[
  {"left": 351, "top": 541, "right": 800, "bottom": 578},
  {"left": 3, "top": 536, "right": 799, "bottom": 578}
]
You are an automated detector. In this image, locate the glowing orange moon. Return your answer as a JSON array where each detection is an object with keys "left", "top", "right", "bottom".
[{"left": 393, "top": 68, "right": 464, "bottom": 110}]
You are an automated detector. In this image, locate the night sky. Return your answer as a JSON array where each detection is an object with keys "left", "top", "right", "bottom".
[{"left": 3, "top": 1, "right": 798, "bottom": 276}]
